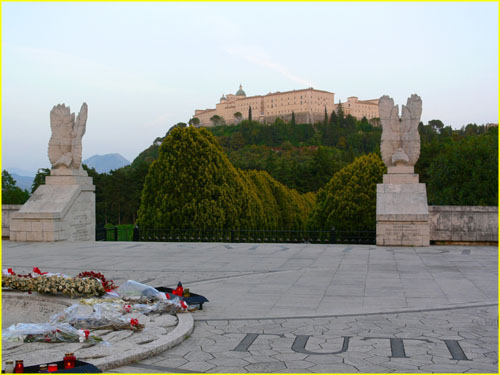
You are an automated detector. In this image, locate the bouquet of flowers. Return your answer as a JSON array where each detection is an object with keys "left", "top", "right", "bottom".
[
  {"left": 2, "top": 273, "right": 105, "bottom": 297},
  {"left": 2, "top": 268, "right": 118, "bottom": 298},
  {"left": 51, "top": 304, "right": 144, "bottom": 331},
  {"left": 3, "top": 323, "right": 102, "bottom": 344}
]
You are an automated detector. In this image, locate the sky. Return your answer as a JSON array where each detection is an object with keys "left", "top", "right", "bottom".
[{"left": 1, "top": 2, "right": 498, "bottom": 175}]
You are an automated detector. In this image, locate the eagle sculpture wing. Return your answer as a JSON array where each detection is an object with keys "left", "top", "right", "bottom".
[
  {"left": 401, "top": 94, "right": 422, "bottom": 166},
  {"left": 48, "top": 104, "right": 74, "bottom": 169},
  {"left": 379, "top": 95, "right": 401, "bottom": 167},
  {"left": 71, "top": 103, "right": 88, "bottom": 169}
]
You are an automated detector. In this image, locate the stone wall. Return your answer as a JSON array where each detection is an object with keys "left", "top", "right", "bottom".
[
  {"left": 264, "top": 111, "right": 325, "bottom": 125},
  {"left": 2, "top": 205, "right": 23, "bottom": 238},
  {"left": 428, "top": 206, "right": 498, "bottom": 243}
]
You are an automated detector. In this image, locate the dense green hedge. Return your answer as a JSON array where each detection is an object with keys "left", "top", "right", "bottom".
[
  {"left": 308, "top": 153, "right": 386, "bottom": 231},
  {"left": 137, "top": 127, "right": 315, "bottom": 231}
]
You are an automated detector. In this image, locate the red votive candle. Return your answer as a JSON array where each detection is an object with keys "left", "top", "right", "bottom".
[
  {"left": 14, "top": 360, "right": 24, "bottom": 373},
  {"left": 47, "top": 363, "right": 58, "bottom": 372},
  {"left": 63, "top": 352, "right": 76, "bottom": 369}
]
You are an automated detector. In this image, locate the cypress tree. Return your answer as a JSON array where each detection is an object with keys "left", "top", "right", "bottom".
[
  {"left": 248, "top": 170, "right": 314, "bottom": 231},
  {"left": 336, "top": 101, "right": 345, "bottom": 126},
  {"left": 329, "top": 110, "right": 337, "bottom": 125},
  {"left": 243, "top": 170, "right": 280, "bottom": 230},
  {"left": 248, "top": 106, "right": 252, "bottom": 122},
  {"left": 307, "top": 153, "right": 386, "bottom": 231},
  {"left": 137, "top": 127, "right": 252, "bottom": 230},
  {"left": 137, "top": 126, "right": 317, "bottom": 232}
]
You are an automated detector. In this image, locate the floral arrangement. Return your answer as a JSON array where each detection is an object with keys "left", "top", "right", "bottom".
[
  {"left": 3, "top": 323, "right": 102, "bottom": 344},
  {"left": 2, "top": 274, "right": 105, "bottom": 297},
  {"left": 23, "top": 328, "right": 102, "bottom": 344},
  {"left": 77, "top": 271, "right": 117, "bottom": 292},
  {"left": 51, "top": 304, "right": 145, "bottom": 331},
  {"left": 62, "top": 315, "right": 144, "bottom": 331},
  {"left": 1, "top": 268, "right": 117, "bottom": 298}
]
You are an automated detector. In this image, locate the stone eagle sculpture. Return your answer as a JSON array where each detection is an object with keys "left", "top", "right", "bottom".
[
  {"left": 379, "top": 94, "right": 422, "bottom": 168},
  {"left": 48, "top": 103, "right": 87, "bottom": 171}
]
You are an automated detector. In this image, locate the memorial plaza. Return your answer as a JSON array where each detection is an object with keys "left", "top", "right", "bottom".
[
  {"left": 2, "top": 98, "right": 497, "bottom": 373},
  {"left": 2, "top": 240, "right": 497, "bottom": 373}
]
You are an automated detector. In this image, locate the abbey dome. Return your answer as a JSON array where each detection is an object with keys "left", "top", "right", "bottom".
[{"left": 235, "top": 84, "right": 246, "bottom": 97}]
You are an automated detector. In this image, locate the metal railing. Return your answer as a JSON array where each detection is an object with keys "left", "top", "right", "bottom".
[
  {"left": 96, "top": 224, "right": 106, "bottom": 241},
  {"left": 97, "top": 226, "right": 375, "bottom": 245}
]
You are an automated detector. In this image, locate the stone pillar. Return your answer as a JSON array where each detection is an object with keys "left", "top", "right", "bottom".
[
  {"left": 10, "top": 169, "right": 95, "bottom": 242},
  {"left": 376, "top": 95, "right": 430, "bottom": 246},
  {"left": 376, "top": 166, "right": 430, "bottom": 246}
]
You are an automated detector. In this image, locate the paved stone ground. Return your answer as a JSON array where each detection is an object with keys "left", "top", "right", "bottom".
[
  {"left": 109, "top": 305, "right": 498, "bottom": 373},
  {"left": 2, "top": 241, "right": 498, "bottom": 372}
]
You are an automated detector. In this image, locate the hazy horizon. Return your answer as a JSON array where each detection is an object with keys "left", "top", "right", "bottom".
[{"left": 2, "top": 2, "right": 498, "bottom": 174}]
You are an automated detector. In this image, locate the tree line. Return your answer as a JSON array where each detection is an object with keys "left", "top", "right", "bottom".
[{"left": 3, "top": 111, "right": 497, "bottom": 231}]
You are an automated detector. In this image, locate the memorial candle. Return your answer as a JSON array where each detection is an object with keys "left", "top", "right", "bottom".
[{"left": 47, "top": 364, "right": 58, "bottom": 372}]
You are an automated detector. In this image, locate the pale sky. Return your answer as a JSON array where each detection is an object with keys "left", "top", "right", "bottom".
[{"left": 2, "top": 2, "right": 498, "bottom": 175}]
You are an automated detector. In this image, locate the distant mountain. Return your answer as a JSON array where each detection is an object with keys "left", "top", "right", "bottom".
[
  {"left": 9, "top": 173, "right": 34, "bottom": 191},
  {"left": 8, "top": 167, "right": 37, "bottom": 177},
  {"left": 83, "top": 153, "right": 130, "bottom": 173}
]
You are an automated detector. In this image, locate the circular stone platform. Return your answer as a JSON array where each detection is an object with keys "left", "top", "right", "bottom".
[{"left": 2, "top": 293, "right": 194, "bottom": 371}]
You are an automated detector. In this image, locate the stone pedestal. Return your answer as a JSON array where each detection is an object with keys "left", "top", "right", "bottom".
[
  {"left": 10, "top": 169, "right": 95, "bottom": 242},
  {"left": 376, "top": 168, "right": 430, "bottom": 246}
]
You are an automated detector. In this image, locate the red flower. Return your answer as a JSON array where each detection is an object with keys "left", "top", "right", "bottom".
[
  {"left": 33, "top": 267, "right": 48, "bottom": 275},
  {"left": 130, "top": 318, "right": 139, "bottom": 327}
]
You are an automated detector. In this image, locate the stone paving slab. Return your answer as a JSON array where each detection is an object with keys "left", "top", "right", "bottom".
[{"left": 2, "top": 240, "right": 497, "bottom": 372}]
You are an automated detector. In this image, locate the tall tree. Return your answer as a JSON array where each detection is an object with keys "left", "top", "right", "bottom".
[
  {"left": 329, "top": 110, "right": 337, "bottom": 126},
  {"left": 137, "top": 127, "right": 260, "bottom": 230},
  {"left": 307, "top": 153, "right": 386, "bottom": 231},
  {"left": 428, "top": 119, "right": 444, "bottom": 133},
  {"left": 31, "top": 168, "right": 51, "bottom": 193},
  {"left": 188, "top": 117, "right": 200, "bottom": 126},
  {"left": 336, "top": 101, "right": 345, "bottom": 126},
  {"left": 2, "top": 170, "right": 30, "bottom": 204},
  {"left": 233, "top": 112, "right": 243, "bottom": 124},
  {"left": 248, "top": 106, "right": 252, "bottom": 122},
  {"left": 209, "top": 115, "right": 224, "bottom": 126}
]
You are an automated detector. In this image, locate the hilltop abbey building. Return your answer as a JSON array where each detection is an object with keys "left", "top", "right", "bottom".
[{"left": 193, "top": 85, "right": 380, "bottom": 126}]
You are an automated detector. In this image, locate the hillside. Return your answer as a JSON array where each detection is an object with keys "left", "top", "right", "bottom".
[
  {"left": 9, "top": 172, "right": 34, "bottom": 191},
  {"left": 83, "top": 153, "right": 130, "bottom": 173},
  {"left": 92, "top": 117, "right": 497, "bottom": 225}
]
